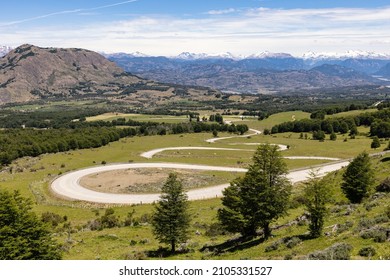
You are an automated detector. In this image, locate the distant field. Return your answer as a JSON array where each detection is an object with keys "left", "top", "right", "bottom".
[
  {"left": 325, "top": 108, "right": 378, "bottom": 119},
  {"left": 225, "top": 111, "right": 311, "bottom": 131},
  {"left": 86, "top": 112, "right": 189, "bottom": 123}
]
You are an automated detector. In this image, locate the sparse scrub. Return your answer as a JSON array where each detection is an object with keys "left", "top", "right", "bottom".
[{"left": 308, "top": 243, "right": 353, "bottom": 260}]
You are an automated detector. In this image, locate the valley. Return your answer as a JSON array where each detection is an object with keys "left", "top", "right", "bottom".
[{"left": 0, "top": 45, "right": 389, "bottom": 261}]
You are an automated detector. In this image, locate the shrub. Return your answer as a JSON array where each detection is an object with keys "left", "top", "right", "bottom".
[
  {"left": 376, "top": 177, "right": 390, "bottom": 192},
  {"left": 308, "top": 243, "right": 352, "bottom": 260},
  {"left": 374, "top": 214, "right": 389, "bottom": 224},
  {"left": 41, "top": 212, "right": 65, "bottom": 227},
  {"left": 265, "top": 241, "right": 280, "bottom": 252},
  {"left": 285, "top": 237, "right": 301, "bottom": 249},
  {"left": 360, "top": 227, "right": 388, "bottom": 242},
  {"left": 358, "top": 246, "right": 376, "bottom": 258}
]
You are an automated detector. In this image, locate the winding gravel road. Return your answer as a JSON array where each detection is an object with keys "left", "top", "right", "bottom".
[
  {"left": 51, "top": 161, "right": 350, "bottom": 204},
  {"left": 50, "top": 122, "right": 365, "bottom": 204}
]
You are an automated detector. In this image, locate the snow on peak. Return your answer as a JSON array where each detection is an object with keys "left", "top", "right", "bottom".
[
  {"left": 246, "top": 51, "right": 293, "bottom": 59},
  {"left": 0, "top": 45, "right": 13, "bottom": 57},
  {"left": 302, "top": 50, "right": 390, "bottom": 60}
]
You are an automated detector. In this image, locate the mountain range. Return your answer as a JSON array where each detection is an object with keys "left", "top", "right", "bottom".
[
  {"left": 0, "top": 44, "right": 222, "bottom": 105},
  {"left": 1, "top": 44, "right": 390, "bottom": 103},
  {"left": 106, "top": 51, "right": 390, "bottom": 94}
]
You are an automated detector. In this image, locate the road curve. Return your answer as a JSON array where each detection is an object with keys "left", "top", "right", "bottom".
[
  {"left": 140, "top": 146, "right": 339, "bottom": 161},
  {"left": 50, "top": 160, "right": 350, "bottom": 204},
  {"left": 206, "top": 128, "right": 261, "bottom": 143}
]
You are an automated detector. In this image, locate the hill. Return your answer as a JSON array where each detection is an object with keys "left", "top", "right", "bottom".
[{"left": 0, "top": 44, "right": 141, "bottom": 103}]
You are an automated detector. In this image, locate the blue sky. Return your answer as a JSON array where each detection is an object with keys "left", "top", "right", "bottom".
[{"left": 1, "top": 0, "right": 390, "bottom": 56}]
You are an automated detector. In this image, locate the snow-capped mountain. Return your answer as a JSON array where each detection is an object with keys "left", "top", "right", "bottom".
[
  {"left": 302, "top": 50, "right": 390, "bottom": 60},
  {"left": 246, "top": 51, "right": 293, "bottom": 59},
  {"left": 105, "top": 51, "right": 150, "bottom": 58},
  {"left": 0, "top": 46, "right": 12, "bottom": 57},
  {"left": 173, "top": 52, "right": 241, "bottom": 60}
]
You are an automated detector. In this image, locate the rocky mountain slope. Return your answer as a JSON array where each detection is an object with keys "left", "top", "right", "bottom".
[{"left": 0, "top": 44, "right": 141, "bottom": 103}]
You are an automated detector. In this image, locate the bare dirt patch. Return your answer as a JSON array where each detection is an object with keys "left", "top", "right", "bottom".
[{"left": 79, "top": 168, "right": 229, "bottom": 194}]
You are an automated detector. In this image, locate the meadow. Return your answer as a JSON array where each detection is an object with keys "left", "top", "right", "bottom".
[{"left": 1, "top": 110, "right": 389, "bottom": 260}]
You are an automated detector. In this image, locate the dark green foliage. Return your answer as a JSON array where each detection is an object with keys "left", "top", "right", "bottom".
[
  {"left": 310, "top": 110, "right": 326, "bottom": 120},
  {"left": 0, "top": 191, "right": 62, "bottom": 260},
  {"left": 330, "top": 131, "right": 337, "bottom": 141},
  {"left": 41, "top": 212, "right": 66, "bottom": 227},
  {"left": 303, "top": 172, "right": 332, "bottom": 238},
  {"left": 371, "top": 136, "right": 381, "bottom": 149},
  {"left": 308, "top": 243, "right": 353, "bottom": 260},
  {"left": 218, "top": 144, "right": 292, "bottom": 239},
  {"left": 100, "top": 208, "right": 120, "bottom": 229},
  {"left": 376, "top": 177, "right": 390, "bottom": 192},
  {"left": 341, "top": 152, "right": 374, "bottom": 203},
  {"left": 358, "top": 246, "right": 376, "bottom": 258},
  {"left": 271, "top": 108, "right": 390, "bottom": 138},
  {"left": 151, "top": 173, "right": 191, "bottom": 253},
  {"left": 312, "top": 130, "right": 325, "bottom": 141}
]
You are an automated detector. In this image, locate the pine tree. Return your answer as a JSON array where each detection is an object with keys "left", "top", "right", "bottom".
[
  {"left": 218, "top": 144, "right": 291, "bottom": 239},
  {"left": 151, "top": 173, "right": 191, "bottom": 253},
  {"left": 0, "top": 191, "right": 62, "bottom": 260},
  {"left": 303, "top": 170, "right": 332, "bottom": 238},
  {"left": 341, "top": 152, "right": 374, "bottom": 203}
]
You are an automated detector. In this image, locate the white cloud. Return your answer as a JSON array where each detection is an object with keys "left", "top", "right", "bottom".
[
  {"left": 206, "top": 8, "right": 236, "bottom": 15},
  {"left": 2, "top": 6, "right": 390, "bottom": 56}
]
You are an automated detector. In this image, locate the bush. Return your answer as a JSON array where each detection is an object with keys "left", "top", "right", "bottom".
[
  {"left": 360, "top": 227, "right": 388, "bottom": 242},
  {"left": 265, "top": 241, "right": 280, "bottom": 252},
  {"left": 41, "top": 212, "right": 65, "bottom": 227},
  {"left": 376, "top": 177, "right": 390, "bottom": 192},
  {"left": 285, "top": 237, "right": 301, "bottom": 249},
  {"left": 308, "top": 243, "right": 352, "bottom": 260},
  {"left": 358, "top": 246, "right": 376, "bottom": 258}
]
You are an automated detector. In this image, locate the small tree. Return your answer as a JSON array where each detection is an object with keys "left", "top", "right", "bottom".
[
  {"left": 303, "top": 170, "right": 332, "bottom": 238},
  {"left": 371, "top": 136, "right": 380, "bottom": 149},
  {"left": 313, "top": 130, "right": 325, "bottom": 141},
  {"left": 218, "top": 144, "right": 291, "bottom": 239},
  {"left": 212, "top": 130, "right": 218, "bottom": 137},
  {"left": 151, "top": 173, "right": 191, "bottom": 253},
  {"left": 341, "top": 152, "right": 374, "bottom": 203},
  {"left": 0, "top": 191, "right": 62, "bottom": 260},
  {"left": 330, "top": 132, "right": 337, "bottom": 141}
]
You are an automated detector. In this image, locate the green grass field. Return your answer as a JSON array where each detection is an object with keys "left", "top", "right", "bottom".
[
  {"left": 86, "top": 113, "right": 189, "bottom": 123},
  {"left": 1, "top": 111, "right": 389, "bottom": 260}
]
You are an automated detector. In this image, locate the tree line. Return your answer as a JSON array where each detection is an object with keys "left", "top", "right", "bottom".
[
  {"left": 0, "top": 120, "right": 248, "bottom": 166},
  {"left": 271, "top": 108, "right": 390, "bottom": 138}
]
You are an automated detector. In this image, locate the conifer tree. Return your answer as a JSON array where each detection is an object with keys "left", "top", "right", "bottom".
[
  {"left": 0, "top": 191, "right": 62, "bottom": 260},
  {"left": 341, "top": 152, "right": 374, "bottom": 203},
  {"left": 151, "top": 173, "right": 191, "bottom": 253},
  {"left": 304, "top": 170, "right": 332, "bottom": 238},
  {"left": 218, "top": 144, "right": 291, "bottom": 239}
]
